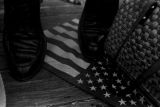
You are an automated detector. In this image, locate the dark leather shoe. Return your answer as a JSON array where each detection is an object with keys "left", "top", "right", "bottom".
[
  {"left": 3, "top": 0, "right": 46, "bottom": 81},
  {"left": 78, "top": 0, "right": 119, "bottom": 62}
]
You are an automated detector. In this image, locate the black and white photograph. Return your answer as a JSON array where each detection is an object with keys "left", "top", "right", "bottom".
[{"left": 0, "top": 0, "right": 160, "bottom": 107}]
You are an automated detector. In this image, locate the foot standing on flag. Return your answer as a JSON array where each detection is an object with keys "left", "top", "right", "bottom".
[{"left": 78, "top": 0, "right": 119, "bottom": 62}]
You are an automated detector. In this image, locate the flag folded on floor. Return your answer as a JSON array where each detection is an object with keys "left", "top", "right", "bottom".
[{"left": 44, "top": 0, "right": 160, "bottom": 106}]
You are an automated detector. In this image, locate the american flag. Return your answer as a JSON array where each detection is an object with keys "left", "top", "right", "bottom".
[{"left": 43, "top": 18, "right": 154, "bottom": 107}]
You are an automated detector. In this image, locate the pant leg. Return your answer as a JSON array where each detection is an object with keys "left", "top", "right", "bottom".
[{"left": 4, "top": 0, "right": 41, "bottom": 31}]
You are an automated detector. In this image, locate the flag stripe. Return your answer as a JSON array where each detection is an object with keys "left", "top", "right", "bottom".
[
  {"left": 47, "top": 29, "right": 78, "bottom": 42},
  {"left": 46, "top": 37, "right": 82, "bottom": 59},
  {"left": 72, "top": 18, "right": 79, "bottom": 24},
  {"left": 44, "top": 30, "right": 81, "bottom": 54},
  {"left": 44, "top": 55, "right": 80, "bottom": 77},
  {"left": 46, "top": 49, "right": 86, "bottom": 74},
  {"left": 47, "top": 42, "right": 90, "bottom": 69},
  {"left": 63, "top": 22, "right": 78, "bottom": 30},
  {"left": 53, "top": 26, "right": 78, "bottom": 39}
]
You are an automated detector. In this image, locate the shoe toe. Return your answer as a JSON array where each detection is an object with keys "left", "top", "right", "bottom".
[{"left": 3, "top": 32, "right": 46, "bottom": 81}]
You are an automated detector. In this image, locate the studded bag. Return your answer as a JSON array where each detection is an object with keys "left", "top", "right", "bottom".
[{"left": 104, "top": 0, "right": 160, "bottom": 106}]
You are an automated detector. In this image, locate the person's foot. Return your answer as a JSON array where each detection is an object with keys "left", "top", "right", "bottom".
[
  {"left": 3, "top": 0, "right": 46, "bottom": 81},
  {"left": 78, "top": 0, "right": 119, "bottom": 62}
]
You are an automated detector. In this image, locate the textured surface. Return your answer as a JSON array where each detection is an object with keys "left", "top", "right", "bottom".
[
  {"left": 104, "top": 0, "right": 160, "bottom": 106},
  {"left": 105, "top": 0, "right": 152, "bottom": 58},
  {"left": 76, "top": 56, "right": 153, "bottom": 107},
  {"left": 117, "top": 1, "right": 160, "bottom": 104},
  {"left": 117, "top": 2, "right": 160, "bottom": 78}
]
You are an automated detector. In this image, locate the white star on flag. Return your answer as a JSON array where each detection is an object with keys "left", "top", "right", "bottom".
[
  {"left": 118, "top": 99, "right": 126, "bottom": 105},
  {"left": 95, "top": 72, "right": 100, "bottom": 77},
  {"left": 104, "top": 91, "right": 110, "bottom": 98},
  {"left": 116, "top": 79, "right": 121, "bottom": 84},
  {"left": 77, "top": 79, "right": 83, "bottom": 84},
  {"left": 120, "top": 85, "right": 126, "bottom": 90},
  {"left": 91, "top": 66, "right": 97, "bottom": 71},
  {"left": 103, "top": 72, "right": 108, "bottom": 76},
  {"left": 130, "top": 100, "right": 136, "bottom": 105},
  {"left": 113, "top": 72, "right": 117, "bottom": 77},
  {"left": 101, "top": 85, "right": 107, "bottom": 90},
  {"left": 101, "top": 66, "right": 106, "bottom": 70},
  {"left": 97, "top": 78, "right": 103, "bottom": 83},
  {"left": 90, "top": 86, "right": 96, "bottom": 91},
  {"left": 140, "top": 96, "right": 145, "bottom": 104},
  {"left": 85, "top": 73, "right": 90, "bottom": 78},
  {"left": 88, "top": 79, "right": 93, "bottom": 84}
]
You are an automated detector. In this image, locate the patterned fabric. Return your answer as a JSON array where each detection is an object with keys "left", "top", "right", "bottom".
[
  {"left": 117, "top": 1, "right": 160, "bottom": 79},
  {"left": 104, "top": 0, "right": 160, "bottom": 106},
  {"left": 105, "top": 0, "right": 153, "bottom": 58},
  {"left": 76, "top": 57, "right": 153, "bottom": 107}
]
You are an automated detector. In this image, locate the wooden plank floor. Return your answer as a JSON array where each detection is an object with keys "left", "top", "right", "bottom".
[{"left": 0, "top": 0, "right": 110, "bottom": 107}]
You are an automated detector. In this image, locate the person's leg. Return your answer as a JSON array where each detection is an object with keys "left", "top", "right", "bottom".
[
  {"left": 78, "top": 0, "right": 119, "bottom": 62},
  {"left": 3, "top": 0, "right": 46, "bottom": 81}
]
